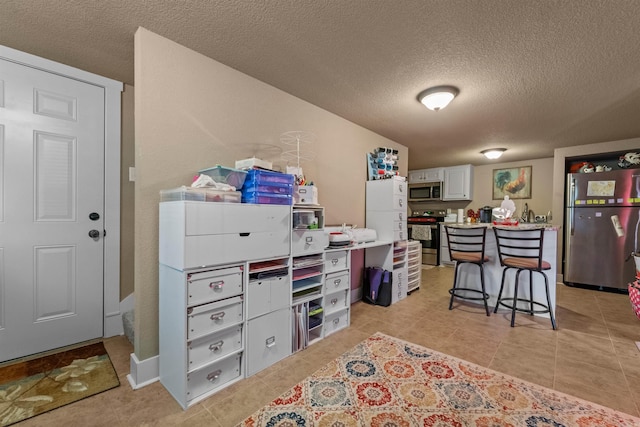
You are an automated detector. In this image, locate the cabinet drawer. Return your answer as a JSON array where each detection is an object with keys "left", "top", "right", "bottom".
[
  {"left": 187, "top": 352, "right": 242, "bottom": 401},
  {"left": 184, "top": 230, "right": 290, "bottom": 269},
  {"left": 188, "top": 296, "right": 244, "bottom": 340},
  {"left": 188, "top": 266, "right": 243, "bottom": 307},
  {"left": 324, "top": 250, "right": 347, "bottom": 273},
  {"left": 324, "top": 270, "right": 349, "bottom": 292},
  {"left": 188, "top": 325, "right": 242, "bottom": 371},
  {"left": 325, "top": 289, "right": 348, "bottom": 315},
  {"left": 185, "top": 203, "right": 290, "bottom": 235},
  {"left": 291, "top": 230, "right": 329, "bottom": 256},
  {"left": 246, "top": 308, "right": 291, "bottom": 376},
  {"left": 324, "top": 309, "right": 349, "bottom": 337},
  {"left": 247, "top": 274, "right": 290, "bottom": 319},
  {"left": 394, "top": 229, "right": 407, "bottom": 241}
]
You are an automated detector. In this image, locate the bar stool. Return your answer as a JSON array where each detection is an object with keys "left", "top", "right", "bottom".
[
  {"left": 444, "top": 225, "right": 490, "bottom": 316},
  {"left": 492, "top": 227, "right": 557, "bottom": 330}
]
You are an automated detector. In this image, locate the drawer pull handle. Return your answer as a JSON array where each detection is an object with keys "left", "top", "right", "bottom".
[
  {"left": 210, "top": 280, "right": 224, "bottom": 291},
  {"left": 331, "top": 298, "right": 338, "bottom": 305},
  {"left": 210, "top": 311, "right": 226, "bottom": 321},
  {"left": 333, "top": 318, "right": 340, "bottom": 325},
  {"left": 239, "top": 232, "right": 250, "bottom": 237},
  {"left": 333, "top": 279, "right": 341, "bottom": 287},
  {"left": 265, "top": 336, "right": 276, "bottom": 348},
  {"left": 209, "top": 340, "right": 224, "bottom": 352},
  {"left": 331, "top": 258, "right": 338, "bottom": 265},
  {"left": 207, "top": 370, "right": 222, "bottom": 382}
]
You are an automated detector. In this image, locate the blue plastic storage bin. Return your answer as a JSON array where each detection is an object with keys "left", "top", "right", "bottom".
[
  {"left": 242, "top": 181, "right": 293, "bottom": 195},
  {"left": 245, "top": 169, "right": 295, "bottom": 186},
  {"left": 242, "top": 191, "right": 293, "bottom": 205}
]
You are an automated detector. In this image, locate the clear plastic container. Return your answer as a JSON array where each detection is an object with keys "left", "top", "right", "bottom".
[
  {"left": 242, "top": 191, "right": 293, "bottom": 205},
  {"left": 198, "top": 166, "right": 248, "bottom": 189},
  {"left": 160, "top": 186, "right": 241, "bottom": 203}
]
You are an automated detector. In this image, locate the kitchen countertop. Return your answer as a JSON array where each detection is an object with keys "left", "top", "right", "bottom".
[{"left": 443, "top": 223, "right": 560, "bottom": 231}]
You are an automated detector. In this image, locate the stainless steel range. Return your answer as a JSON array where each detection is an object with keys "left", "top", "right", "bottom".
[{"left": 407, "top": 210, "right": 445, "bottom": 265}]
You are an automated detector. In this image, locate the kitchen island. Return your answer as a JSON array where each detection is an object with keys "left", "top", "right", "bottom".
[{"left": 443, "top": 224, "right": 558, "bottom": 320}]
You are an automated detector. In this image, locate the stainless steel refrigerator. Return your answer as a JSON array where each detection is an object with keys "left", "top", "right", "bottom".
[{"left": 565, "top": 169, "right": 640, "bottom": 290}]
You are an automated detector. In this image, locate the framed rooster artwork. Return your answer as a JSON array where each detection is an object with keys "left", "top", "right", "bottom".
[{"left": 492, "top": 166, "right": 532, "bottom": 199}]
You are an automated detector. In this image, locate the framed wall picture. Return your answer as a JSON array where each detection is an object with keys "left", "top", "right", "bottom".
[{"left": 492, "top": 166, "right": 532, "bottom": 199}]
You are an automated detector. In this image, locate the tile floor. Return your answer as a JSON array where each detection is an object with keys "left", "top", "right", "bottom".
[{"left": 17, "top": 266, "right": 640, "bottom": 426}]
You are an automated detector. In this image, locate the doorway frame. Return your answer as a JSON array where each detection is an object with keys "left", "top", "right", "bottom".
[{"left": 0, "top": 44, "right": 124, "bottom": 338}]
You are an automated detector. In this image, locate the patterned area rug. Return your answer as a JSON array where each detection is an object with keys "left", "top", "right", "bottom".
[
  {"left": 0, "top": 342, "right": 119, "bottom": 426},
  {"left": 239, "top": 332, "right": 640, "bottom": 426}
]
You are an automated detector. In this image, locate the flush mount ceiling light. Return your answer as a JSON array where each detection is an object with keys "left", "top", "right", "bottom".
[
  {"left": 481, "top": 148, "right": 507, "bottom": 160},
  {"left": 417, "top": 86, "right": 459, "bottom": 111}
]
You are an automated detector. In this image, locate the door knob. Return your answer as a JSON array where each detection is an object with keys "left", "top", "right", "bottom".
[{"left": 88, "top": 230, "right": 100, "bottom": 239}]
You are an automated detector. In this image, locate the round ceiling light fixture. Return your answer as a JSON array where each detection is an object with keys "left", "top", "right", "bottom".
[
  {"left": 417, "top": 86, "right": 459, "bottom": 111},
  {"left": 481, "top": 148, "right": 507, "bottom": 160}
]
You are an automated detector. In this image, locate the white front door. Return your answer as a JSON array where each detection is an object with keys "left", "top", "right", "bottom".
[{"left": 0, "top": 58, "right": 105, "bottom": 362}]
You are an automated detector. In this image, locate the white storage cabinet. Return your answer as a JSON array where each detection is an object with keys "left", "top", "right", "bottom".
[
  {"left": 323, "top": 249, "right": 351, "bottom": 336},
  {"left": 365, "top": 178, "right": 409, "bottom": 305},
  {"left": 442, "top": 164, "right": 474, "bottom": 201},
  {"left": 408, "top": 168, "right": 444, "bottom": 184},
  {"left": 159, "top": 201, "right": 291, "bottom": 408},
  {"left": 407, "top": 240, "right": 422, "bottom": 292}
]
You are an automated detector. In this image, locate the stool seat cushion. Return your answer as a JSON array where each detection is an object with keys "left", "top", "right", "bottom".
[
  {"left": 504, "top": 257, "right": 551, "bottom": 270},
  {"left": 451, "top": 251, "right": 489, "bottom": 263}
]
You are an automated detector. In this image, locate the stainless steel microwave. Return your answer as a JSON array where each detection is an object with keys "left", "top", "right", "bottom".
[{"left": 408, "top": 182, "right": 442, "bottom": 201}]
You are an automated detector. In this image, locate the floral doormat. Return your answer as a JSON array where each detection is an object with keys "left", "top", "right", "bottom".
[
  {"left": 239, "top": 332, "right": 640, "bottom": 426},
  {"left": 0, "top": 342, "right": 119, "bottom": 426}
]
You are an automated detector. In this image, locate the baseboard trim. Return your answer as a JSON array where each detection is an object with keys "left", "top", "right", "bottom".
[{"left": 127, "top": 352, "right": 159, "bottom": 389}]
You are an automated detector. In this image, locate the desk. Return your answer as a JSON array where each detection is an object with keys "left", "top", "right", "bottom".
[{"left": 444, "top": 224, "right": 558, "bottom": 318}]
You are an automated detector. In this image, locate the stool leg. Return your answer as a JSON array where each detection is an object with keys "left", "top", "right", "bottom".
[
  {"left": 529, "top": 270, "right": 534, "bottom": 316},
  {"left": 542, "top": 272, "right": 557, "bottom": 330},
  {"left": 449, "top": 262, "right": 461, "bottom": 310},
  {"left": 479, "top": 264, "right": 490, "bottom": 316},
  {"left": 494, "top": 268, "right": 508, "bottom": 313},
  {"left": 511, "top": 270, "right": 521, "bottom": 327}
]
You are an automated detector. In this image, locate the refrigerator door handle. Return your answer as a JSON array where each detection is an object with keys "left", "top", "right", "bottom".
[{"left": 568, "top": 177, "right": 575, "bottom": 236}]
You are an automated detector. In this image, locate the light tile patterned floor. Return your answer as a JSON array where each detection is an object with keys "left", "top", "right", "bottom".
[{"left": 17, "top": 266, "right": 640, "bottom": 426}]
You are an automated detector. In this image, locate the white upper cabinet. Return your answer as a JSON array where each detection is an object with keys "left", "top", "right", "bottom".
[
  {"left": 408, "top": 168, "right": 444, "bottom": 184},
  {"left": 442, "top": 164, "right": 473, "bottom": 200}
]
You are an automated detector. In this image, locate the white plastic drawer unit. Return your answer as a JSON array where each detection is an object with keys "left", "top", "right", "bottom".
[
  {"left": 324, "top": 250, "right": 348, "bottom": 273},
  {"left": 325, "top": 270, "right": 349, "bottom": 293},
  {"left": 247, "top": 274, "right": 290, "bottom": 320},
  {"left": 188, "top": 324, "right": 242, "bottom": 371},
  {"left": 291, "top": 230, "right": 329, "bottom": 256},
  {"left": 187, "top": 352, "right": 242, "bottom": 401},
  {"left": 187, "top": 266, "right": 243, "bottom": 307},
  {"left": 325, "top": 290, "right": 348, "bottom": 315},
  {"left": 159, "top": 202, "right": 291, "bottom": 270},
  {"left": 246, "top": 308, "right": 291, "bottom": 376},
  {"left": 187, "top": 295, "right": 244, "bottom": 340},
  {"left": 324, "top": 310, "right": 349, "bottom": 336}
]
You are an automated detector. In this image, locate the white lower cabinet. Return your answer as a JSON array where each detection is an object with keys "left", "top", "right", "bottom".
[
  {"left": 246, "top": 308, "right": 291, "bottom": 376},
  {"left": 159, "top": 263, "right": 246, "bottom": 409}
]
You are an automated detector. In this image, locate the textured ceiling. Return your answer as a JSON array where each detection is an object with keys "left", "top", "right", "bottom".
[{"left": 2, "top": 0, "right": 639, "bottom": 169}]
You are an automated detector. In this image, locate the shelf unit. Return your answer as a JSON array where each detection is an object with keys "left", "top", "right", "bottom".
[
  {"left": 291, "top": 206, "right": 328, "bottom": 352},
  {"left": 407, "top": 240, "right": 422, "bottom": 293},
  {"left": 365, "top": 178, "right": 408, "bottom": 305},
  {"left": 323, "top": 248, "right": 351, "bottom": 337}
]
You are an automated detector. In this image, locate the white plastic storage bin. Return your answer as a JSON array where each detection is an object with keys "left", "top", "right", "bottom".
[{"left": 160, "top": 186, "right": 241, "bottom": 203}]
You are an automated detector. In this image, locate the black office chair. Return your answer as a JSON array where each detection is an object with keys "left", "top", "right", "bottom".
[
  {"left": 492, "top": 227, "right": 557, "bottom": 330},
  {"left": 444, "top": 225, "right": 490, "bottom": 316}
]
